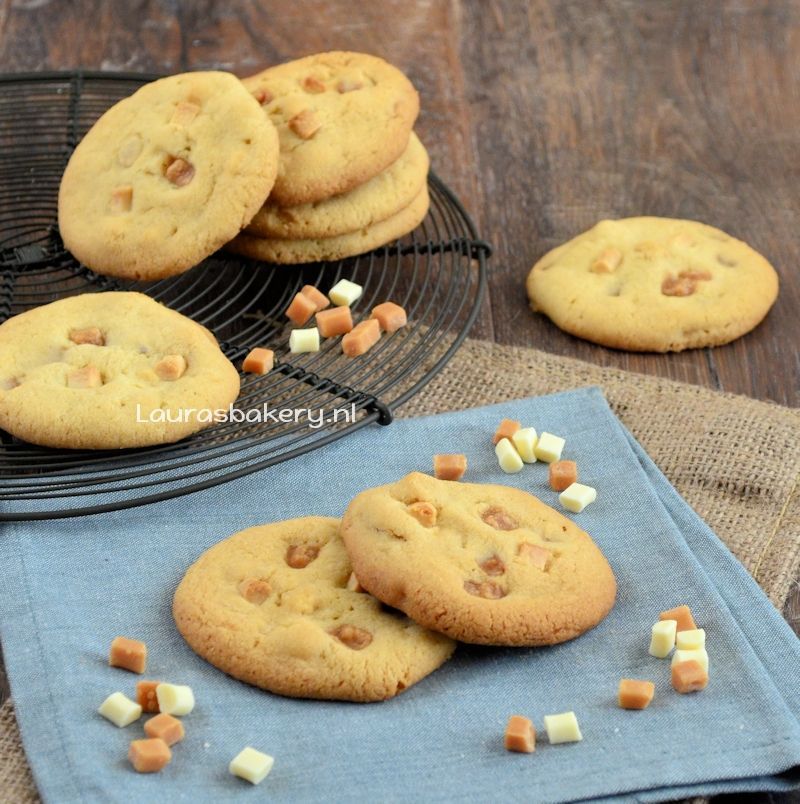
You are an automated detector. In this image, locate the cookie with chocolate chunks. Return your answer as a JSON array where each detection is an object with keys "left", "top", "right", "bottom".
[
  {"left": 526, "top": 217, "right": 779, "bottom": 352},
  {"left": 0, "top": 292, "right": 239, "bottom": 449},
  {"left": 173, "top": 517, "right": 455, "bottom": 702},
  {"left": 59, "top": 71, "right": 279, "bottom": 280},
  {"left": 341, "top": 472, "right": 617, "bottom": 646},
  {"left": 243, "top": 52, "right": 419, "bottom": 206}
]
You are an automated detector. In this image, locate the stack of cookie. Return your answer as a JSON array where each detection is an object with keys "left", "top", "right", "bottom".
[
  {"left": 228, "top": 52, "right": 429, "bottom": 264},
  {"left": 173, "top": 472, "right": 617, "bottom": 702},
  {"left": 57, "top": 53, "right": 428, "bottom": 279}
]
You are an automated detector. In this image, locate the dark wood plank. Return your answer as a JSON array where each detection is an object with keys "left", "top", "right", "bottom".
[{"left": 459, "top": 0, "right": 799, "bottom": 406}]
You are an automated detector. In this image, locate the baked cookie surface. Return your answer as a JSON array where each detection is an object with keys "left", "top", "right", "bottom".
[
  {"left": 58, "top": 71, "right": 279, "bottom": 281},
  {"left": 243, "top": 52, "right": 419, "bottom": 206},
  {"left": 172, "top": 517, "right": 455, "bottom": 702},
  {"left": 228, "top": 184, "right": 429, "bottom": 264},
  {"left": 0, "top": 292, "right": 240, "bottom": 449},
  {"left": 526, "top": 217, "right": 779, "bottom": 352},
  {"left": 246, "top": 132, "right": 429, "bottom": 240},
  {"left": 341, "top": 472, "right": 617, "bottom": 646}
]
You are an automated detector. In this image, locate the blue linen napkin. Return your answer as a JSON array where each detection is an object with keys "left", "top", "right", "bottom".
[{"left": 1, "top": 387, "right": 799, "bottom": 803}]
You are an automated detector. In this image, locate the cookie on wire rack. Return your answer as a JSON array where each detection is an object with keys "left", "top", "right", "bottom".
[{"left": 59, "top": 71, "right": 279, "bottom": 280}]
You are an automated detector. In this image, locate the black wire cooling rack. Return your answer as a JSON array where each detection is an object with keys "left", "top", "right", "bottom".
[{"left": 0, "top": 71, "right": 490, "bottom": 521}]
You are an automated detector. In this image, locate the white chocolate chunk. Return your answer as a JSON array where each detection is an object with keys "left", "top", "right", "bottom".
[
  {"left": 671, "top": 648, "right": 709, "bottom": 673},
  {"left": 559, "top": 482, "right": 597, "bottom": 513},
  {"left": 98, "top": 692, "right": 142, "bottom": 727},
  {"left": 495, "top": 438, "right": 524, "bottom": 474},
  {"left": 328, "top": 279, "right": 363, "bottom": 307},
  {"left": 229, "top": 747, "right": 275, "bottom": 785},
  {"left": 543, "top": 711, "right": 583, "bottom": 744},
  {"left": 512, "top": 427, "right": 538, "bottom": 463},
  {"left": 289, "top": 327, "right": 320, "bottom": 354},
  {"left": 155, "top": 683, "right": 195, "bottom": 716},
  {"left": 649, "top": 619, "right": 677, "bottom": 658},
  {"left": 676, "top": 628, "right": 706, "bottom": 651},
  {"left": 534, "top": 432, "right": 565, "bottom": 463}
]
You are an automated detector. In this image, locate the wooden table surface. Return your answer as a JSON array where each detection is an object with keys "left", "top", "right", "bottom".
[
  {"left": 0, "top": 1, "right": 797, "bottom": 800},
  {"left": 2, "top": 0, "right": 796, "bottom": 405}
]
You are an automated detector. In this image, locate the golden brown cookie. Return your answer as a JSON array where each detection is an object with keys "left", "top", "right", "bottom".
[
  {"left": 227, "top": 185, "right": 429, "bottom": 264},
  {"left": 58, "top": 71, "right": 279, "bottom": 280},
  {"left": 341, "top": 472, "right": 617, "bottom": 646},
  {"left": 526, "top": 217, "right": 779, "bottom": 352},
  {"left": 0, "top": 292, "right": 240, "bottom": 449},
  {"left": 173, "top": 517, "right": 455, "bottom": 702},
  {"left": 245, "top": 132, "right": 429, "bottom": 240},
  {"left": 243, "top": 52, "right": 419, "bottom": 206}
]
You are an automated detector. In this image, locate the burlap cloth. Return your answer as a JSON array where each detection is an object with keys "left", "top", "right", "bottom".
[{"left": 2, "top": 339, "right": 798, "bottom": 803}]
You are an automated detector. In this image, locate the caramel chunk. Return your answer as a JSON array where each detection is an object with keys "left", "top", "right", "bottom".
[
  {"left": 432, "top": 453, "right": 467, "bottom": 481},
  {"left": 659, "top": 604, "right": 697, "bottom": 633},
  {"left": 591, "top": 247, "right": 622, "bottom": 273},
  {"left": 67, "top": 365, "right": 102, "bottom": 389},
  {"left": 330, "top": 624, "right": 373, "bottom": 650},
  {"left": 238, "top": 577, "right": 271, "bottom": 604},
  {"left": 316, "top": 306, "right": 353, "bottom": 338},
  {"left": 289, "top": 109, "right": 321, "bottom": 140},
  {"left": 69, "top": 327, "right": 105, "bottom": 346},
  {"left": 128, "top": 738, "right": 171, "bottom": 773},
  {"left": 242, "top": 347, "right": 274, "bottom": 375},
  {"left": 136, "top": 680, "right": 161, "bottom": 713},
  {"left": 300, "top": 284, "right": 331, "bottom": 311},
  {"left": 341, "top": 319, "right": 381, "bottom": 357},
  {"left": 164, "top": 156, "right": 195, "bottom": 186},
  {"left": 109, "top": 636, "right": 147, "bottom": 674},
  {"left": 144, "top": 713, "right": 185, "bottom": 746},
  {"left": 671, "top": 659, "right": 708, "bottom": 693},
  {"left": 661, "top": 274, "right": 695, "bottom": 296},
  {"left": 492, "top": 418, "right": 521, "bottom": 445},
  {"left": 371, "top": 301, "right": 407, "bottom": 333},
  {"left": 407, "top": 501, "right": 437, "bottom": 527},
  {"left": 155, "top": 354, "right": 187, "bottom": 381},
  {"left": 346, "top": 572, "right": 365, "bottom": 593},
  {"left": 463, "top": 579, "right": 506, "bottom": 599},
  {"left": 253, "top": 88, "right": 273, "bottom": 105},
  {"left": 337, "top": 78, "right": 364, "bottom": 93},
  {"left": 478, "top": 554, "right": 506, "bottom": 576},
  {"left": 481, "top": 507, "right": 518, "bottom": 531},
  {"left": 286, "top": 292, "right": 317, "bottom": 326},
  {"left": 109, "top": 185, "right": 133, "bottom": 214},
  {"left": 302, "top": 75, "right": 326, "bottom": 93},
  {"left": 549, "top": 460, "right": 578, "bottom": 492},
  {"left": 504, "top": 715, "right": 535, "bottom": 753},
  {"left": 517, "top": 542, "right": 550, "bottom": 570},
  {"left": 618, "top": 678, "right": 655, "bottom": 710},
  {"left": 285, "top": 544, "right": 319, "bottom": 569},
  {"left": 171, "top": 100, "right": 200, "bottom": 126}
]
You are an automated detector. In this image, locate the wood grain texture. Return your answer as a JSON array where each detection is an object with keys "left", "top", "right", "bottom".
[
  {"left": 0, "top": 4, "right": 798, "bottom": 798},
  {"left": 1, "top": 0, "right": 795, "bottom": 404}
]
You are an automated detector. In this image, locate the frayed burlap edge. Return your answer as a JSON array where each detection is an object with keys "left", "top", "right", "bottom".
[{"left": 2, "top": 338, "right": 798, "bottom": 803}]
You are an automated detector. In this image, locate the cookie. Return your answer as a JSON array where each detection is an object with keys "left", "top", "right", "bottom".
[
  {"left": 246, "top": 132, "right": 429, "bottom": 240},
  {"left": 58, "top": 71, "right": 279, "bottom": 281},
  {"left": 341, "top": 472, "right": 617, "bottom": 646},
  {"left": 227, "top": 184, "right": 429, "bottom": 265},
  {"left": 0, "top": 292, "right": 240, "bottom": 449},
  {"left": 172, "top": 517, "right": 455, "bottom": 702},
  {"left": 243, "top": 52, "right": 419, "bottom": 206},
  {"left": 526, "top": 217, "right": 779, "bottom": 352}
]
